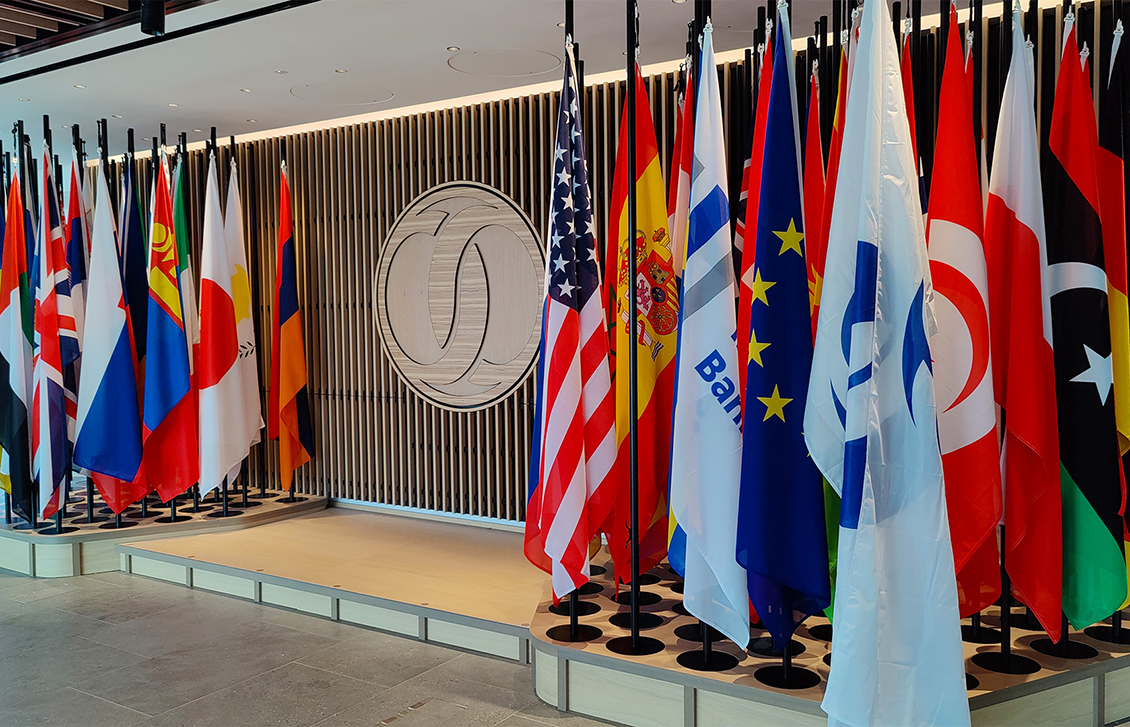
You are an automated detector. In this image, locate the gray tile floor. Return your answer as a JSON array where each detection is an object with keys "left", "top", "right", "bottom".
[{"left": 0, "top": 568, "right": 612, "bottom": 727}]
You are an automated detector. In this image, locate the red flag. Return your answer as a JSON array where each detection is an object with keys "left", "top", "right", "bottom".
[
  {"left": 813, "top": 46, "right": 848, "bottom": 326},
  {"left": 803, "top": 64, "right": 824, "bottom": 339},
  {"left": 901, "top": 33, "right": 919, "bottom": 168}
]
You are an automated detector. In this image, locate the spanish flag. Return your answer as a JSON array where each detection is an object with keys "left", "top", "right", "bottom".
[
  {"left": 602, "top": 64, "right": 677, "bottom": 584},
  {"left": 269, "top": 161, "right": 313, "bottom": 491}
]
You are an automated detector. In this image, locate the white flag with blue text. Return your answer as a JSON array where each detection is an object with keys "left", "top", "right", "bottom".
[
  {"left": 804, "top": 1, "right": 970, "bottom": 725},
  {"left": 668, "top": 21, "right": 749, "bottom": 650}
]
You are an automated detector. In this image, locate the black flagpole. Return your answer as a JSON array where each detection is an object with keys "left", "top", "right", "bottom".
[
  {"left": 0, "top": 141, "right": 5, "bottom": 526},
  {"left": 627, "top": 0, "right": 640, "bottom": 654}
]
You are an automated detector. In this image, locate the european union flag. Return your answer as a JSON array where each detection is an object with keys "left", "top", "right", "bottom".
[{"left": 736, "top": 15, "right": 830, "bottom": 651}]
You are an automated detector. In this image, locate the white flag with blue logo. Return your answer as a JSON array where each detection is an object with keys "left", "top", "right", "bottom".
[
  {"left": 804, "top": 1, "right": 970, "bottom": 725},
  {"left": 668, "top": 21, "right": 749, "bottom": 649}
]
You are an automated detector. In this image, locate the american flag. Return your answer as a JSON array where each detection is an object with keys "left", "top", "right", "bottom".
[
  {"left": 33, "top": 144, "right": 80, "bottom": 519},
  {"left": 524, "top": 44, "right": 617, "bottom": 601}
]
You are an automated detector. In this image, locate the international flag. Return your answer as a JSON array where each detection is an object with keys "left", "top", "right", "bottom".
[
  {"left": 926, "top": 5, "right": 1003, "bottom": 618},
  {"left": 805, "top": 1, "right": 970, "bottom": 723},
  {"left": 65, "top": 150, "right": 87, "bottom": 352},
  {"left": 119, "top": 158, "right": 149, "bottom": 364},
  {"left": 1100, "top": 19, "right": 1130, "bottom": 607},
  {"left": 737, "top": 13, "right": 830, "bottom": 650},
  {"left": 803, "top": 61, "right": 824, "bottom": 338},
  {"left": 1046, "top": 18, "right": 1127, "bottom": 629},
  {"left": 603, "top": 62, "right": 677, "bottom": 585},
  {"left": 74, "top": 165, "right": 146, "bottom": 513},
  {"left": 33, "top": 146, "right": 79, "bottom": 519},
  {"left": 736, "top": 24, "right": 774, "bottom": 406},
  {"left": 524, "top": 45, "right": 617, "bottom": 599},
  {"left": 269, "top": 160, "right": 313, "bottom": 491},
  {"left": 172, "top": 156, "right": 200, "bottom": 379},
  {"left": 666, "top": 72, "right": 693, "bottom": 578},
  {"left": 733, "top": 23, "right": 771, "bottom": 260},
  {"left": 0, "top": 173, "right": 33, "bottom": 522},
  {"left": 983, "top": 5, "right": 1064, "bottom": 641},
  {"left": 199, "top": 152, "right": 250, "bottom": 496},
  {"left": 225, "top": 158, "right": 265, "bottom": 458},
  {"left": 901, "top": 27, "right": 919, "bottom": 172},
  {"left": 143, "top": 153, "right": 199, "bottom": 502},
  {"left": 669, "top": 21, "right": 749, "bottom": 649}
]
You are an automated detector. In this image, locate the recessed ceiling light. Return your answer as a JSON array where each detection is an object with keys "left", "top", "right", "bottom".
[
  {"left": 61, "top": 124, "right": 69, "bottom": 129},
  {"left": 274, "top": 69, "right": 288, "bottom": 74},
  {"left": 334, "top": 68, "right": 348, "bottom": 73},
  {"left": 247, "top": 119, "right": 257, "bottom": 123},
  {"left": 240, "top": 88, "right": 252, "bottom": 93},
  {"left": 673, "top": 0, "right": 688, "bottom": 3},
  {"left": 168, "top": 102, "right": 178, "bottom": 107},
  {"left": 73, "top": 84, "right": 85, "bottom": 89},
  {"left": 18, "top": 98, "right": 29, "bottom": 102},
  {"left": 112, "top": 114, "right": 122, "bottom": 118},
  {"left": 557, "top": 22, "right": 565, "bottom": 28},
  {"left": 447, "top": 46, "right": 460, "bottom": 52},
  {"left": 193, "top": 128, "right": 202, "bottom": 133}
]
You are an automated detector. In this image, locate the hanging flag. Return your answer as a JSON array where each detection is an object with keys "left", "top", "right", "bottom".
[
  {"left": 119, "top": 160, "right": 149, "bottom": 364},
  {"left": 803, "top": 62, "right": 824, "bottom": 338},
  {"left": 925, "top": 4, "right": 1003, "bottom": 618},
  {"left": 735, "top": 24, "right": 774, "bottom": 406},
  {"left": 33, "top": 146, "right": 79, "bottom": 519},
  {"left": 198, "top": 151, "right": 249, "bottom": 496},
  {"left": 666, "top": 71, "right": 694, "bottom": 578},
  {"left": 143, "top": 153, "right": 199, "bottom": 502},
  {"left": 74, "top": 165, "right": 147, "bottom": 513},
  {"left": 602, "top": 62, "right": 677, "bottom": 585},
  {"left": 1046, "top": 18, "right": 1128, "bottom": 629},
  {"left": 669, "top": 21, "right": 749, "bottom": 649},
  {"left": 806, "top": 0, "right": 969, "bottom": 723},
  {"left": 65, "top": 150, "right": 87, "bottom": 352},
  {"left": 901, "top": 26, "right": 919, "bottom": 169},
  {"left": 983, "top": 5, "right": 1064, "bottom": 641},
  {"left": 737, "top": 12, "right": 830, "bottom": 650},
  {"left": 269, "top": 161, "right": 313, "bottom": 491},
  {"left": 0, "top": 172, "right": 32, "bottom": 523},
  {"left": 733, "top": 24, "right": 770, "bottom": 260},
  {"left": 172, "top": 155, "right": 200, "bottom": 378},
  {"left": 524, "top": 44, "right": 617, "bottom": 598},
  {"left": 225, "top": 158, "right": 265, "bottom": 457}
]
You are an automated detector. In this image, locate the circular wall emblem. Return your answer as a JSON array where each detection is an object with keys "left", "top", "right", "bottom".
[{"left": 375, "top": 182, "right": 545, "bottom": 411}]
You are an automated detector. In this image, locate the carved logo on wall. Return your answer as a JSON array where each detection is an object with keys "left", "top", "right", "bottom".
[{"left": 375, "top": 182, "right": 545, "bottom": 411}]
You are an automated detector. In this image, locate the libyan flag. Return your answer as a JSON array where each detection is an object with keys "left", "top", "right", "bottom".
[{"left": 1045, "top": 24, "right": 1128, "bottom": 629}]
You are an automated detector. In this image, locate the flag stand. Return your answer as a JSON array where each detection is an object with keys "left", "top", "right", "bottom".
[
  {"left": 970, "top": 525, "right": 1040, "bottom": 674},
  {"left": 1031, "top": 614, "right": 1099, "bottom": 660},
  {"left": 546, "top": 589, "right": 603, "bottom": 643},
  {"left": 1085, "top": 610, "right": 1130, "bottom": 645},
  {"left": 156, "top": 494, "right": 192, "bottom": 524},
  {"left": 207, "top": 475, "right": 243, "bottom": 518},
  {"left": 676, "top": 621, "right": 739, "bottom": 672},
  {"left": 604, "top": 0, "right": 663, "bottom": 660}
]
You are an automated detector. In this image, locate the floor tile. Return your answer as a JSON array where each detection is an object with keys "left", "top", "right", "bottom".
[
  {"left": 33, "top": 577, "right": 197, "bottom": 624},
  {"left": 423, "top": 653, "right": 533, "bottom": 695},
  {"left": 517, "top": 699, "right": 619, "bottom": 727},
  {"left": 0, "top": 635, "right": 147, "bottom": 711},
  {"left": 136, "top": 662, "right": 379, "bottom": 727},
  {"left": 259, "top": 604, "right": 373, "bottom": 641},
  {"left": 298, "top": 630, "right": 458, "bottom": 687},
  {"left": 2, "top": 686, "right": 150, "bottom": 727},
  {"left": 72, "top": 621, "right": 339, "bottom": 715}
]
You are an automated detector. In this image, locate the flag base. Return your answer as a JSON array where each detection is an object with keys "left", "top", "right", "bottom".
[
  {"left": 632, "top": 572, "right": 660, "bottom": 586},
  {"left": 970, "top": 650, "right": 1041, "bottom": 674},
  {"left": 678, "top": 648, "right": 740, "bottom": 672},
  {"left": 1084, "top": 625, "right": 1130, "bottom": 646},
  {"left": 38, "top": 524, "right": 80, "bottom": 535},
  {"left": 154, "top": 515, "right": 194, "bottom": 524},
  {"left": 966, "top": 673, "right": 980, "bottom": 690},
  {"left": 823, "top": 652, "right": 832, "bottom": 666},
  {"left": 609, "top": 611, "right": 663, "bottom": 630},
  {"left": 549, "top": 599, "right": 601, "bottom": 617},
  {"left": 673, "top": 602, "right": 690, "bottom": 617},
  {"left": 206, "top": 509, "right": 245, "bottom": 519},
  {"left": 613, "top": 590, "right": 661, "bottom": 606},
  {"left": 962, "top": 623, "right": 1003, "bottom": 643},
  {"left": 589, "top": 565, "right": 607, "bottom": 576},
  {"left": 807, "top": 624, "right": 832, "bottom": 642},
  {"left": 546, "top": 623, "right": 603, "bottom": 642},
  {"left": 670, "top": 581, "right": 684, "bottom": 594},
  {"left": 605, "top": 634, "right": 665, "bottom": 656},
  {"left": 753, "top": 664, "right": 820, "bottom": 688},
  {"left": 98, "top": 520, "right": 139, "bottom": 530},
  {"left": 71, "top": 514, "right": 110, "bottom": 525},
  {"left": 674, "top": 622, "right": 725, "bottom": 643},
  {"left": 1031, "top": 636, "right": 1099, "bottom": 660},
  {"left": 748, "top": 637, "right": 805, "bottom": 658},
  {"left": 577, "top": 581, "right": 604, "bottom": 596}
]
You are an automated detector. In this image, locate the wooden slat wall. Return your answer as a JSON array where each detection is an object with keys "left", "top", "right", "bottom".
[{"left": 97, "top": 0, "right": 1113, "bottom": 523}]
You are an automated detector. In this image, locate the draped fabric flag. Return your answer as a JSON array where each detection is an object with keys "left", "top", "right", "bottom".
[
  {"left": 33, "top": 149, "right": 79, "bottom": 520},
  {"left": 803, "top": 62, "right": 824, "bottom": 341},
  {"left": 199, "top": 152, "right": 249, "bottom": 496},
  {"left": 225, "top": 159, "right": 265, "bottom": 457},
  {"left": 669, "top": 22, "right": 749, "bottom": 649},
  {"left": 524, "top": 45, "right": 617, "bottom": 599},
  {"left": 1, "top": 173, "right": 33, "bottom": 522},
  {"left": 926, "top": 5, "right": 1003, "bottom": 617},
  {"left": 737, "top": 13, "right": 830, "bottom": 650},
  {"left": 143, "top": 154, "right": 199, "bottom": 502},
  {"left": 74, "top": 165, "right": 146, "bottom": 513},
  {"left": 736, "top": 25, "right": 774, "bottom": 406},
  {"left": 603, "top": 62, "right": 676, "bottom": 585},
  {"left": 1046, "top": 19, "right": 1127, "bottom": 629},
  {"left": 269, "top": 162, "right": 313, "bottom": 491},
  {"left": 666, "top": 72, "right": 693, "bottom": 578},
  {"left": 984, "top": 7, "right": 1063, "bottom": 640},
  {"left": 806, "top": 1, "right": 970, "bottom": 724},
  {"left": 901, "top": 27, "right": 919, "bottom": 173},
  {"left": 119, "top": 160, "right": 149, "bottom": 365},
  {"left": 172, "top": 157, "right": 200, "bottom": 381},
  {"left": 734, "top": 24, "right": 770, "bottom": 260},
  {"left": 1100, "top": 20, "right": 1130, "bottom": 607},
  {"left": 65, "top": 151, "right": 87, "bottom": 352}
]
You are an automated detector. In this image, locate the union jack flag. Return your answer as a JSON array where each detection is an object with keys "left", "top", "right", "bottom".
[
  {"left": 33, "top": 144, "right": 79, "bottom": 518},
  {"left": 524, "top": 44, "right": 617, "bottom": 601}
]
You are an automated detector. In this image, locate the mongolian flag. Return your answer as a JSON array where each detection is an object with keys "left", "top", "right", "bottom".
[
  {"left": 0, "top": 173, "right": 33, "bottom": 522},
  {"left": 737, "top": 13, "right": 830, "bottom": 650},
  {"left": 603, "top": 62, "right": 677, "bottom": 584},
  {"left": 74, "top": 165, "right": 147, "bottom": 513},
  {"left": 1045, "top": 18, "right": 1127, "bottom": 629},
  {"left": 143, "top": 153, "right": 199, "bottom": 502},
  {"left": 736, "top": 24, "right": 774, "bottom": 406},
  {"left": 33, "top": 146, "right": 79, "bottom": 519},
  {"left": 269, "top": 161, "right": 313, "bottom": 491},
  {"left": 984, "top": 5, "right": 1063, "bottom": 640},
  {"left": 926, "top": 7, "right": 1003, "bottom": 617},
  {"left": 119, "top": 159, "right": 149, "bottom": 364}
]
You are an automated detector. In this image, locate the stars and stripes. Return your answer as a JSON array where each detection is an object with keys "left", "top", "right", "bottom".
[{"left": 524, "top": 43, "right": 617, "bottom": 601}]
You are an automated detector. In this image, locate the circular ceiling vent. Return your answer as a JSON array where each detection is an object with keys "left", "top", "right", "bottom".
[
  {"left": 447, "top": 48, "right": 561, "bottom": 77},
  {"left": 289, "top": 80, "right": 394, "bottom": 106}
]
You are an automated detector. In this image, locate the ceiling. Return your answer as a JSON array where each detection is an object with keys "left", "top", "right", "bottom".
[
  {"left": 0, "top": 0, "right": 129, "bottom": 52},
  {"left": 0, "top": 0, "right": 838, "bottom": 156}
]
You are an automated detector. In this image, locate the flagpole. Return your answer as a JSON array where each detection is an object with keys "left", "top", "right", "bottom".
[{"left": 0, "top": 138, "right": 5, "bottom": 528}]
